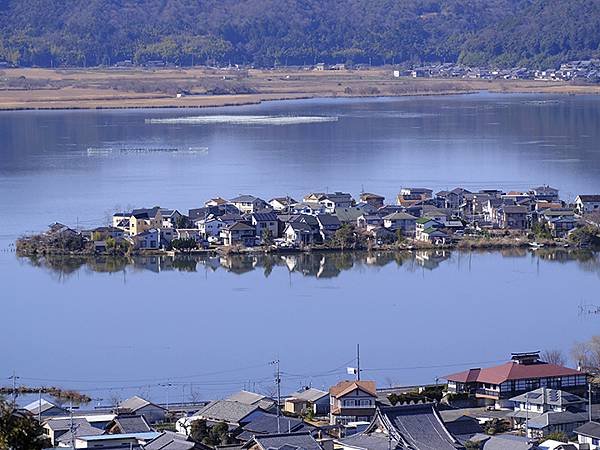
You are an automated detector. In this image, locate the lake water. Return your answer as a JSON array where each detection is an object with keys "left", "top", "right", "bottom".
[{"left": 1, "top": 93, "right": 600, "bottom": 404}]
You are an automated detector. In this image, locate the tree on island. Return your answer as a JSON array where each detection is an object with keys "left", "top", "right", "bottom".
[
  {"left": 261, "top": 229, "right": 274, "bottom": 246},
  {"left": 171, "top": 238, "right": 197, "bottom": 252},
  {"left": 333, "top": 224, "right": 361, "bottom": 250}
]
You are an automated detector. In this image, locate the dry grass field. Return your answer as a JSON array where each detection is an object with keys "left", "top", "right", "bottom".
[{"left": 1, "top": 67, "right": 599, "bottom": 110}]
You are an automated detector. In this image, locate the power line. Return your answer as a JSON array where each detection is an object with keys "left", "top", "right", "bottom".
[{"left": 361, "top": 359, "right": 507, "bottom": 372}]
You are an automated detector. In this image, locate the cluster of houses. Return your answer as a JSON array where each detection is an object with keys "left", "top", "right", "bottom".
[
  {"left": 392, "top": 59, "right": 600, "bottom": 82},
  {"left": 14, "top": 351, "right": 600, "bottom": 450},
  {"left": 79, "top": 187, "right": 600, "bottom": 252}
]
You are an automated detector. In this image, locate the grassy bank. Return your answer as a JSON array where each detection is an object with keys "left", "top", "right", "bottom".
[{"left": 2, "top": 67, "right": 600, "bottom": 111}]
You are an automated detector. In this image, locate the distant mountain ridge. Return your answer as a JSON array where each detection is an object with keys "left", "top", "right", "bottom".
[{"left": 0, "top": 0, "right": 598, "bottom": 69}]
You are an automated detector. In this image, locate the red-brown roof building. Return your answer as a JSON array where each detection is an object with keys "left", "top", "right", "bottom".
[
  {"left": 329, "top": 380, "right": 377, "bottom": 425},
  {"left": 444, "top": 352, "right": 587, "bottom": 407}
]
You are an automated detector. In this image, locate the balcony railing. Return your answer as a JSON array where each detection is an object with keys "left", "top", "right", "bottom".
[{"left": 476, "top": 388, "right": 499, "bottom": 398}]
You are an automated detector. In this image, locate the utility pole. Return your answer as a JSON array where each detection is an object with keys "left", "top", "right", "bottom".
[
  {"left": 9, "top": 371, "right": 19, "bottom": 406},
  {"left": 270, "top": 359, "right": 281, "bottom": 433},
  {"left": 38, "top": 388, "right": 42, "bottom": 423},
  {"left": 589, "top": 381, "right": 593, "bottom": 422},
  {"left": 356, "top": 344, "right": 361, "bottom": 381},
  {"left": 159, "top": 382, "right": 173, "bottom": 413},
  {"left": 69, "top": 399, "right": 77, "bottom": 450},
  {"left": 525, "top": 393, "right": 529, "bottom": 440}
]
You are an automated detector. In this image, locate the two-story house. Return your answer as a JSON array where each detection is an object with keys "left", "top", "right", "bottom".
[
  {"left": 229, "top": 195, "right": 269, "bottom": 214},
  {"left": 318, "top": 192, "right": 355, "bottom": 213},
  {"left": 445, "top": 352, "right": 587, "bottom": 409},
  {"left": 415, "top": 217, "right": 443, "bottom": 241},
  {"left": 329, "top": 380, "right": 377, "bottom": 425},
  {"left": 359, "top": 192, "right": 385, "bottom": 209},
  {"left": 251, "top": 212, "right": 279, "bottom": 240},
  {"left": 575, "top": 195, "right": 600, "bottom": 215},
  {"left": 220, "top": 222, "right": 256, "bottom": 246},
  {"left": 530, "top": 185, "right": 560, "bottom": 202},
  {"left": 498, "top": 205, "right": 528, "bottom": 229},
  {"left": 575, "top": 422, "right": 600, "bottom": 450},
  {"left": 382, "top": 212, "right": 417, "bottom": 236},
  {"left": 316, "top": 214, "right": 342, "bottom": 241},
  {"left": 195, "top": 216, "right": 226, "bottom": 237},
  {"left": 508, "top": 388, "right": 587, "bottom": 439},
  {"left": 112, "top": 207, "right": 163, "bottom": 236}
]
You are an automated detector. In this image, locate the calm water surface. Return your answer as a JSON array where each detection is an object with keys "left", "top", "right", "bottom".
[{"left": 1, "top": 93, "right": 600, "bottom": 402}]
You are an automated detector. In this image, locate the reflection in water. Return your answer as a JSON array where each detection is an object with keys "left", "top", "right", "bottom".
[{"left": 19, "top": 249, "right": 600, "bottom": 280}]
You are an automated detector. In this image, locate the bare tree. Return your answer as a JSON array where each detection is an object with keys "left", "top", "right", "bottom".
[
  {"left": 589, "top": 336, "right": 600, "bottom": 368},
  {"left": 571, "top": 341, "right": 592, "bottom": 369},
  {"left": 541, "top": 349, "right": 565, "bottom": 366}
]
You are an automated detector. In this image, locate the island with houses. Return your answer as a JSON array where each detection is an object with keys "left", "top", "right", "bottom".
[{"left": 16, "top": 186, "right": 600, "bottom": 257}]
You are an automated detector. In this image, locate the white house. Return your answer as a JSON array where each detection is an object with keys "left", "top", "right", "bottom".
[
  {"left": 575, "top": 195, "right": 600, "bottom": 215},
  {"left": 132, "top": 229, "right": 161, "bottom": 249},
  {"left": 575, "top": 421, "right": 600, "bottom": 449},
  {"left": 291, "top": 202, "right": 326, "bottom": 216},
  {"left": 196, "top": 216, "right": 226, "bottom": 237},
  {"left": 284, "top": 222, "right": 317, "bottom": 246},
  {"left": 318, "top": 192, "right": 354, "bottom": 213},
  {"left": 269, "top": 197, "right": 297, "bottom": 212},
  {"left": 229, "top": 195, "right": 269, "bottom": 214},
  {"left": 285, "top": 387, "right": 330, "bottom": 416}
]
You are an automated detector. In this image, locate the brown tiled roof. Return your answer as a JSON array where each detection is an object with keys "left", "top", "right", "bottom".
[
  {"left": 329, "top": 380, "right": 376, "bottom": 398},
  {"left": 445, "top": 362, "right": 582, "bottom": 385}
]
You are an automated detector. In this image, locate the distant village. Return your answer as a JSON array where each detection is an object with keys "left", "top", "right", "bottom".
[
  {"left": 390, "top": 59, "right": 600, "bottom": 82},
  {"left": 16, "top": 186, "right": 600, "bottom": 256},
  {"left": 7, "top": 351, "right": 600, "bottom": 450},
  {"left": 112, "top": 58, "right": 600, "bottom": 83}
]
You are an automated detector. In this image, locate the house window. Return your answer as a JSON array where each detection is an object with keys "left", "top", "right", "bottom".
[{"left": 593, "top": 438, "right": 599, "bottom": 445}]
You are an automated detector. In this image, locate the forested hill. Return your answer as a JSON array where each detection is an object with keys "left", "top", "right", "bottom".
[{"left": 0, "top": 0, "right": 599, "bottom": 69}]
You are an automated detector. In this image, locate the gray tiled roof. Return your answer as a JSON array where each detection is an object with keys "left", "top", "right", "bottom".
[
  {"left": 231, "top": 195, "right": 265, "bottom": 204},
  {"left": 250, "top": 432, "right": 322, "bottom": 450},
  {"left": 575, "top": 420, "right": 600, "bottom": 438},
  {"left": 111, "top": 414, "right": 151, "bottom": 433},
  {"left": 252, "top": 212, "right": 279, "bottom": 222},
  {"left": 474, "top": 433, "right": 535, "bottom": 450},
  {"left": 383, "top": 212, "right": 417, "bottom": 221},
  {"left": 44, "top": 417, "right": 89, "bottom": 432},
  {"left": 509, "top": 388, "right": 584, "bottom": 407},
  {"left": 120, "top": 396, "right": 158, "bottom": 412},
  {"left": 25, "top": 399, "right": 64, "bottom": 415},
  {"left": 144, "top": 431, "right": 198, "bottom": 450},
  {"left": 226, "top": 391, "right": 270, "bottom": 406},
  {"left": 240, "top": 411, "right": 307, "bottom": 437},
  {"left": 338, "top": 432, "right": 400, "bottom": 450},
  {"left": 316, "top": 214, "right": 341, "bottom": 227},
  {"left": 527, "top": 410, "right": 588, "bottom": 429},
  {"left": 374, "top": 404, "right": 460, "bottom": 450},
  {"left": 287, "top": 388, "right": 328, "bottom": 403},
  {"left": 196, "top": 400, "right": 260, "bottom": 424},
  {"left": 56, "top": 421, "right": 104, "bottom": 444}
]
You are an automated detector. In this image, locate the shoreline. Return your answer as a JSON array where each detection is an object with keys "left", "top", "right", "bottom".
[
  {"left": 15, "top": 237, "right": 583, "bottom": 259},
  {"left": 2, "top": 67, "right": 600, "bottom": 112}
]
